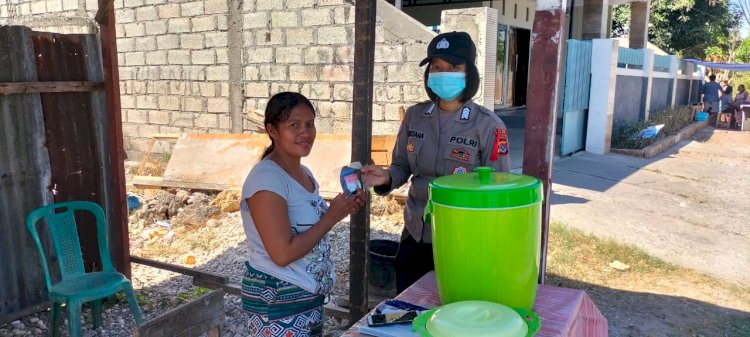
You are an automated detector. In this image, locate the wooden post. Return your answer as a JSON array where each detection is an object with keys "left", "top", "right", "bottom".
[
  {"left": 349, "top": 0, "right": 376, "bottom": 325},
  {"left": 98, "top": 0, "right": 131, "bottom": 277},
  {"left": 523, "top": 0, "right": 567, "bottom": 284}
]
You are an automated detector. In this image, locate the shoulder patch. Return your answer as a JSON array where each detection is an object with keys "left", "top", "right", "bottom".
[
  {"left": 460, "top": 107, "right": 471, "bottom": 120},
  {"left": 490, "top": 128, "right": 509, "bottom": 161},
  {"left": 425, "top": 103, "right": 436, "bottom": 115}
]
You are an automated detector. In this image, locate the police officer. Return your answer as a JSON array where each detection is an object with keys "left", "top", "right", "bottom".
[{"left": 361, "top": 31, "right": 510, "bottom": 292}]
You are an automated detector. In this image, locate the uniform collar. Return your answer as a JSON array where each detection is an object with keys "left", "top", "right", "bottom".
[{"left": 424, "top": 99, "right": 475, "bottom": 124}]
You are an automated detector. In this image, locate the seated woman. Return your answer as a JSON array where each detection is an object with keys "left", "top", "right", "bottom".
[{"left": 720, "top": 86, "right": 734, "bottom": 114}]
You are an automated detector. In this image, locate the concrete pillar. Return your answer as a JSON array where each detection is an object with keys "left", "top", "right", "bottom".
[
  {"left": 228, "top": 0, "right": 244, "bottom": 133},
  {"left": 641, "top": 48, "right": 654, "bottom": 120},
  {"left": 441, "top": 7, "right": 499, "bottom": 110},
  {"left": 669, "top": 55, "right": 679, "bottom": 107},
  {"left": 582, "top": 0, "right": 609, "bottom": 40},
  {"left": 586, "top": 39, "right": 618, "bottom": 154},
  {"left": 687, "top": 62, "right": 696, "bottom": 103},
  {"left": 629, "top": 1, "right": 650, "bottom": 49}
]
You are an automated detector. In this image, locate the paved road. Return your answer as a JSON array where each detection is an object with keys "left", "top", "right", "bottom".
[{"left": 549, "top": 127, "right": 749, "bottom": 283}]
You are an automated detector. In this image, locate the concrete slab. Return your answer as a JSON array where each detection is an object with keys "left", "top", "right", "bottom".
[
  {"left": 159, "top": 134, "right": 396, "bottom": 197},
  {"left": 549, "top": 127, "right": 750, "bottom": 283}
]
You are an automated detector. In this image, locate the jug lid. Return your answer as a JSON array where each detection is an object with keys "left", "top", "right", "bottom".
[
  {"left": 426, "top": 301, "right": 528, "bottom": 337},
  {"left": 429, "top": 167, "right": 542, "bottom": 208}
]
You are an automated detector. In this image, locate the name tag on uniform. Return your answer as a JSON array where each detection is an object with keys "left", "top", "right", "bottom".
[
  {"left": 408, "top": 130, "right": 425, "bottom": 139},
  {"left": 448, "top": 136, "right": 478, "bottom": 148}
]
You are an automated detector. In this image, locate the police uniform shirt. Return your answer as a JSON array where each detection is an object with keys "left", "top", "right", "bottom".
[{"left": 375, "top": 99, "right": 511, "bottom": 243}]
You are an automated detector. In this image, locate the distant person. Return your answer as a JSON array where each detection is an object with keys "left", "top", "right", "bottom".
[
  {"left": 700, "top": 74, "right": 722, "bottom": 113},
  {"left": 733, "top": 84, "right": 748, "bottom": 128},
  {"left": 720, "top": 86, "right": 734, "bottom": 114},
  {"left": 240, "top": 92, "right": 364, "bottom": 337},
  {"left": 720, "top": 80, "right": 729, "bottom": 94}
]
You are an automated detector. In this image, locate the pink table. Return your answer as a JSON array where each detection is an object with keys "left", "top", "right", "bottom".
[{"left": 342, "top": 272, "right": 608, "bottom": 337}]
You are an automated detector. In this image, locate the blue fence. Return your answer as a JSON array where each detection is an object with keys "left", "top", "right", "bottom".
[{"left": 618, "top": 47, "right": 643, "bottom": 68}]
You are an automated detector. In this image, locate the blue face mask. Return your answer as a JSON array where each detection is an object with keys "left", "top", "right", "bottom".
[{"left": 427, "top": 72, "right": 466, "bottom": 101}]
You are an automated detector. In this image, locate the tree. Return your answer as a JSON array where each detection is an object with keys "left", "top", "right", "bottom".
[{"left": 611, "top": 0, "right": 741, "bottom": 60}]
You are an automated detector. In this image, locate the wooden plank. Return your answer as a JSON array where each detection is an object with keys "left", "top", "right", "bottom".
[
  {"left": 0, "top": 81, "right": 104, "bottom": 95},
  {"left": 99, "top": 0, "right": 131, "bottom": 278},
  {"left": 523, "top": 0, "right": 566, "bottom": 284},
  {"left": 350, "top": 0, "right": 377, "bottom": 325},
  {"left": 0, "top": 302, "right": 51, "bottom": 326},
  {"left": 192, "top": 278, "right": 241, "bottom": 296},
  {"left": 130, "top": 256, "right": 227, "bottom": 285},
  {"left": 94, "top": 0, "right": 114, "bottom": 24},
  {"left": 134, "top": 289, "right": 224, "bottom": 337}
]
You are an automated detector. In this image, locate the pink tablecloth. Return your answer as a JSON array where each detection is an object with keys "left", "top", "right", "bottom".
[{"left": 342, "top": 272, "right": 608, "bottom": 337}]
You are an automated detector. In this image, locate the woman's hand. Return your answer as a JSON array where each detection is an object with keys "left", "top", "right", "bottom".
[
  {"left": 324, "top": 190, "right": 366, "bottom": 225},
  {"left": 361, "top": 165, "right": 390, "bottom": 187}
]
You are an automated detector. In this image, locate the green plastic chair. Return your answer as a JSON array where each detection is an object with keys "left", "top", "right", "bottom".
[{"left": 26, "top": 201, "right": 143, "bottom": 337}]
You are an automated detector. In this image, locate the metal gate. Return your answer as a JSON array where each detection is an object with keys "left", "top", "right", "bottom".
[{"left": 560, "top": 39, "right": 592, "bottom": 156}]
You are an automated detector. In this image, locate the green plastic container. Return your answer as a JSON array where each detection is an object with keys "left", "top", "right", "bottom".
[{"left": 424, "top": 167, "right": 542, "bottom": 309}]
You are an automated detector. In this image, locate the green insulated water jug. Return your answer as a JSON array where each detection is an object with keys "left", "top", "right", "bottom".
[{"left": 424, "top": 167, "right": 542, "bottom": 309}]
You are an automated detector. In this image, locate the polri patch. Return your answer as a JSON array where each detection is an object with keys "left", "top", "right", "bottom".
[
  {"left": 460, "top": 107, "right": 471, "bottom": 120},
  {"left": 491, "top": 128, "right": 509, "bottom": 161},
  {"left": 451, "top": 165, "right": 468, "bottom": 174},
  {"left": 448, "top": 136, "right": 478, "bottom": 148},
  {"left": 449, "top": 147, "right": 471, "bottom": 162}
]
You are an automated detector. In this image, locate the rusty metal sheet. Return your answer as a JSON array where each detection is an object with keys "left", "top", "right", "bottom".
[
  {"left": 0, "top": 25, "right": 53, "bottom": 321},
  {"left": 32, "top": 31, "right": 105, "bottom": 272}
]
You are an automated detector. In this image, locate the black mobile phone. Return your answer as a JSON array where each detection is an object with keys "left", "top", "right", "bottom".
[{"left": 367, "top": 310, "right": 421, "bottom": 327}]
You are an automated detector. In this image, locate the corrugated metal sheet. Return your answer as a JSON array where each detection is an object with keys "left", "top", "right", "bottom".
[
  {"left": 562, "top": 39, "right": 592, "bottom": 112},
  {"left": 0, "top": 26, "right": 111, "bottom": 321},
  {"left": 32, "top": 32, "right": 106, "bottom": 272},
  {"left": 0, "top": 25, "right": 54, "bottom": 319},
  {"left": 653, "top": 55, "right": 671, "bottom": 72},
  {"left": 560, "top": 39, "right": 592, "bottom": 156},
  {"left": 618, "top": 47, "right": 644, "bottom": 67}
]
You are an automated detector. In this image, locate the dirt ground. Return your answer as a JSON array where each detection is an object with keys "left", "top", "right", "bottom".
[
  {"left": 549, "top": 127, "right": 750, "bottom": 336},
  {"left": 551, "top": 127, "right": 749, "bottom": 283}
]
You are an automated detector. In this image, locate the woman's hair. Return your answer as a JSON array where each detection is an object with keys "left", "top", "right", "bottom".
[
  {"left": 724, "top": 86, "right": 733, "bottom": 95},
  {"left": 423, "top": 62, "right": 480, "bottom": 103},
  {"left": 261, "top": 92, "right": 315, "bottom": 159}
]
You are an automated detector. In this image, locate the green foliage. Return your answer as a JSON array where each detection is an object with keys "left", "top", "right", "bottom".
[
  {"left": 730, "top": 71, "right": 750, "bottom": 88},
  {"left": 734, "top": 38, "right": 750, "bottom": 63},
  {"left": 176, "top": 287, "right": 211, "bottom": 303},
  {"left": 611, "top": 106, "right": 697, "bottom": 150},
  {"left": 612, "top": 0, "right": 741, "bottom": 60},
  {"left": 611, "top": 5, "right": 631, "bottom": 38}
]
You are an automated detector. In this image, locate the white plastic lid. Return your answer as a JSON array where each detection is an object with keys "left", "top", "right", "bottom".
[{"left": 426, "top": 301, "right": 528, "bottom": 337}]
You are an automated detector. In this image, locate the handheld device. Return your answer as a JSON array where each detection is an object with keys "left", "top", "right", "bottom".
[
  {"left": 340, "top": 162, "right": 363, "bottom": 196},
  {"left": 367, "top": 310, "right": 422, "bottom": 327}
]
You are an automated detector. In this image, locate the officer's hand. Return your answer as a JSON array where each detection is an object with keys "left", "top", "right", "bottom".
[{"left": 361, "top": 165, "right": 390, "bottom": 187}]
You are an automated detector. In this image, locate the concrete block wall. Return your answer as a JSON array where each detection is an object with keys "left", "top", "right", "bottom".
[
  {"left": 239, "top": 0, "right": 434, "bottom": 136},
  {"left": 0, "top": 0, "right": 435, "bottom": 159}
]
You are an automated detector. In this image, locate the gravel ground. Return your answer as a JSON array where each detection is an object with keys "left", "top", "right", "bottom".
[{"left": 0, "top": 192, "right": 404, "bottom": 337}]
